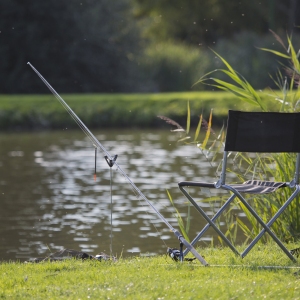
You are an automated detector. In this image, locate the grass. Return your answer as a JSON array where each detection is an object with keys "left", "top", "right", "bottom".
[
  {"left": 1, "top": 244, "right": 300, "bottom": 299},
  {"left": 0, "top": 91, "right": 273, "bottom": 130}
]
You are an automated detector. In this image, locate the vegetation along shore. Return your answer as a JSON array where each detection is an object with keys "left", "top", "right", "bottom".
[{"left": 0, "top": 91, "right": 274, "bottom": 131}]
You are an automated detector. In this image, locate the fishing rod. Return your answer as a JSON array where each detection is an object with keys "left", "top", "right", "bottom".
[{"left": 27, "top": 62, "right": 208, "bottom": 266}]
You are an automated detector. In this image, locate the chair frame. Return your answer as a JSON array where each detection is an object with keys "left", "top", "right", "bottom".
[{"left": 178, "top": 110, "right": 300, "bottom": 262}]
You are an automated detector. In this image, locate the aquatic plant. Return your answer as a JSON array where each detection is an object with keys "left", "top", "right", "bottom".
[
  {"left": 164, "top": 32, "right": 300, "bottom": 245},
  {"left": 198, "top": 32, "right": 300, "bottom": 244}
]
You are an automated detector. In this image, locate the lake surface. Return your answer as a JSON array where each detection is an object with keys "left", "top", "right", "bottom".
[{"left": 0, "top": 129, "right": 244, "bottom": 261}]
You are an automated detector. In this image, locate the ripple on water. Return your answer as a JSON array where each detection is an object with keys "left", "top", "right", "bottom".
[{"left": 0, "top": 129, "right": 245, "bottom": 261}]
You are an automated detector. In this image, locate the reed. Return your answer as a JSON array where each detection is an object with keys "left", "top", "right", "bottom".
[
  {"left": 164, "top": 32, "right": 300, "bottom": 246},
  {"left": 197, "top": 32, "right": 300, "bottom": 244}
]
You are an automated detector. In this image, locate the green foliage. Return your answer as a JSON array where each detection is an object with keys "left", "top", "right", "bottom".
[
  {"left": 0, "top": 244, "right": 299, "bottom": 299},
  {"left": 1, "top": 0, "right": 143, "bottom": 93},
  {"left": 2, "top": 1, "right": 300, "bottom": 93},
  {"left": 132, "top": 1, "right": 298, "bottom": 45},
  {"left": 0, "top": 91, "right": 266, "bottom": 131},
  {"left": 141, "top": 33, "right": 300, "bottom": 92},
  {"left": 166, "top": 33, "right": 300, "bottom": 246},
  {"left": 196, "top": 50, "right": 268, "bottom": 111},
  {"left": 210, "top": 31, "right": 300, "bottom": 90},
  {"left": 142, "top": 42, "right": 210, "bottom": 91},
  {"left": 197, "top": 33, "right": 300, "bottom": 243}
]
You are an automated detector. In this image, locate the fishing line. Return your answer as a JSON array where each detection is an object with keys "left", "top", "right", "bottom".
[
  {"left": 104, "top": 155, "right": 118, "bottom": 258},
  {"left": 94, "top": 147, "right": 97, "bottom": 181},
  {"left": 109, "top": 163, "right": 113, "bottom": 257},
  {"left": 159, "top": 263, "right": 300, "bottom": 270},
  {"left": 27, "top": 62, "right": 208, "bottom": 266}
]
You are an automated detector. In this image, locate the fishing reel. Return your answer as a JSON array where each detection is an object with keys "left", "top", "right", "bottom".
[
  {"left": 167, "top": 247, "right": 183, "bottom": 262},
  {"left": 167, "top": 242, "right": 196, "bottom": 262}
]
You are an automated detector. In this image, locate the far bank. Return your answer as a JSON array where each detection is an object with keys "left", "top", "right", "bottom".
[{"left": 0, "top": 91, "right": 273, "bottom": 131}]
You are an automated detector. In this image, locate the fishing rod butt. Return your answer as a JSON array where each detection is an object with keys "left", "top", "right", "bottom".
[{"left": 173, "top": 230, "right": 208, "bottom": 266}]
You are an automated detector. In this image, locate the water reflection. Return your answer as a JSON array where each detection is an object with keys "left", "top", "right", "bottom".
[{"left": 0, "top": 129, "right": 243, "bottom": 261}]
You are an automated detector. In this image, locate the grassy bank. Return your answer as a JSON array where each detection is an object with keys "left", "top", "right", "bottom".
[
  {"left": 0, "top": 91, "right": 272, "bottom": 131},
  {"left": 1, "top": 244, "right": 299, "bottom": 299}
]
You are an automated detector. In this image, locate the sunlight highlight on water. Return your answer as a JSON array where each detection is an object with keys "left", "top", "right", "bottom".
[{"left": 0, "top": 129, "right": 245, "bottom": 261}]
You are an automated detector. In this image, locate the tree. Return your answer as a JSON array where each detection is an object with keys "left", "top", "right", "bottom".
[
  {"left": 0, "top": 0, "right": 143, "bottom": 93},
  {"left": 132, "top": 0, "right": 300, "bottom": 45}
]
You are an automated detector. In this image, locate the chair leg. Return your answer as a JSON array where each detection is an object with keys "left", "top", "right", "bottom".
[
  {"left": 225, "top": 185, "right": 299, "bottom": 262},
  {"left": 183, "top": 193, "right": 238, "bottom": 256},
  {"left": 179, "top": 186, "right": 240, "bottom": 256},
  {"left": 241, "top": 185, "right": 300, "bottom": 262}
]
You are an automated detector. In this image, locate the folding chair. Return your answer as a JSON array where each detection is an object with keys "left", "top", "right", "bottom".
[{"left": 178, "top": 110, "right": 300, "bottom": 262}]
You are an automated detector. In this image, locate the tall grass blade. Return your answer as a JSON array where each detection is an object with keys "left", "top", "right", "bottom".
[
  {"left": 166, "top": 190, "right": 190, "bottom": 242},
  {"left": 287, "top": 36, "right": 300, "bottom": 70},
  {"left": 186, "top": 101, "right": 190, "bottom": 134},
  {"left": 259, "top": 48, "right": 290, "bottom": 59},
  {"left": 194, "top": 114, "right": 203, "bottom": 142},
  {"left": 201, "top": 109, "right": 213, "bottom": 149}
]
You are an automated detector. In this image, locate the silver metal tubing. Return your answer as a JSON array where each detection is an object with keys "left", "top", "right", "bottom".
[
  {"left": 179, "top": 185, "right": 240, "bottom": 256},
  {"left": 241, "top": 185, "right": 300, "bottom": 260},
  {"left": 223, "top": 185, "right": 297, "bottom": 262},
  {"left": 182, "top": 192, "right": 237, "bottom": 256}
]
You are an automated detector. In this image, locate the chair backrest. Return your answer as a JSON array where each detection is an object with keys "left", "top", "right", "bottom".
[{"left": 225, "top": 110, "right": 300, "bottom": 153}]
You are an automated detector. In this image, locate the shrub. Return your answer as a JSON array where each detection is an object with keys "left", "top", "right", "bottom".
[{"left": 141, "top": 42, "right": 211, "bottom": 92}]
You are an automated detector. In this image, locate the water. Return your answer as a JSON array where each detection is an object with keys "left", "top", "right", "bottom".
[{"left": 0, "top": 129, "right": 243, "bottom": 261}]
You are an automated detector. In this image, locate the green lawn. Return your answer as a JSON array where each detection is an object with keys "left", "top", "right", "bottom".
[
  {"left": 0, "top": 91, "right": 274, "bottom": 130},
  {"left": 1, "top": 244, "right": 299, "bottom": 299}
]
